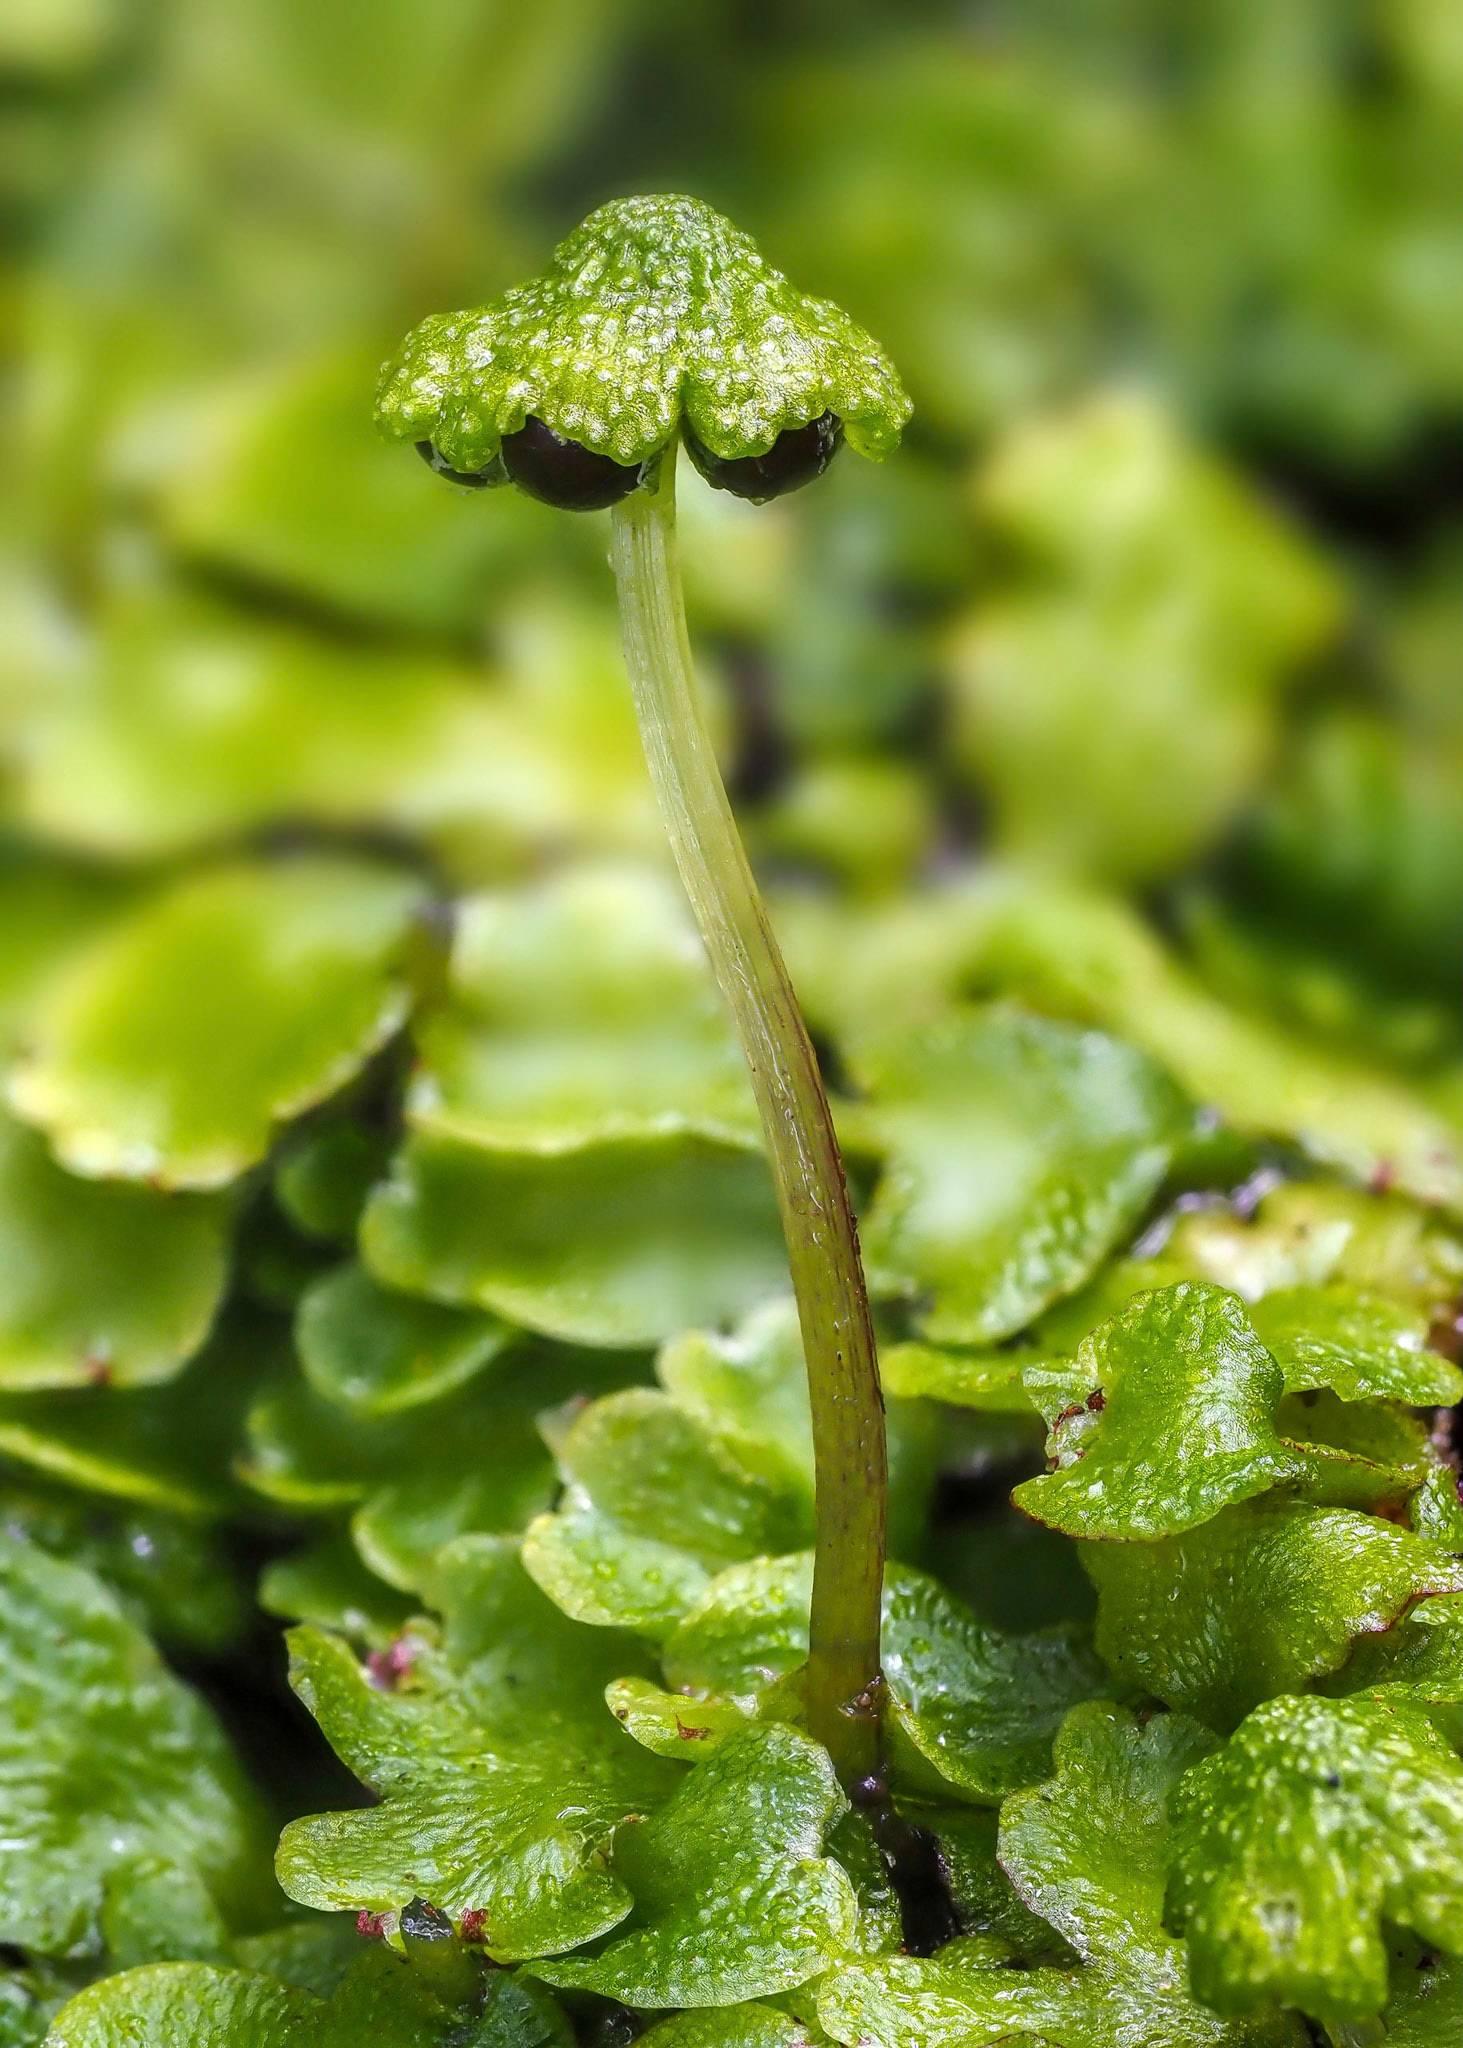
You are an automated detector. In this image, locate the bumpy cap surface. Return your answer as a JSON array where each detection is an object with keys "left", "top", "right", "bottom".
[{"left": 375, "top": 194, "right": 911, "bottom": 476}]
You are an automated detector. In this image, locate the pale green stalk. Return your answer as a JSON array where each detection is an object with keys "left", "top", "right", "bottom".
[{"left": 610, "top": 444, "right": 887, "bottom": 1790}]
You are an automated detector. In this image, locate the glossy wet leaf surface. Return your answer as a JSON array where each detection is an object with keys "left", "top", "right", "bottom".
[
  {"left": 46, "top": 1946, "right": 574, "bottom": 2047},
  {"left": 534, "top": 1725, "right": 859, "bottom": 2007},
  {"left": 409, "top": 865, "right": 757, "bottom": 1152},
  {"left": 277, "top": 1537, "right": 678, "bottom": 1956},
  {"left": 0, "top": 1113, "right": 229, "bottom": 1390},
  {"left": 0, "top": 1480, "right": 246, "bottom": 1654},
  {"left": 8, "top": 859, "right": 426, "bottom": 1189},
  {"left": 1015, "top": 1283, "right": 1304, "bottom": 1540},
  {"left": 524, "top": 1299, "right": 932, "bottom": 1637},
  {"left": 665, "top": 1555, "right": 1103, "bottom": 1803},
  {"left": 1169, "top": 1692, "right": 1463, "bottom": 2024},
  {"left": 362, "top": 1130, "right": 787, "bottom": 1347},
  {"left": 0, "top": 1537, "right": 262, "bottom": 1960},
  {"left": 523, "top": 1387, "right": 807, "bottom": 1638},
  {"left": 854, "top": 1006, "right": 1190, "bottom": 1343},
  {"left": 1088, "top": 1499, "right": 1463, "bottom": 1727}
]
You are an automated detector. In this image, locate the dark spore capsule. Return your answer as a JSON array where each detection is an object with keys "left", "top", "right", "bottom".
[
  {"left": 499, "top": 416, "right": 643, "bottom": 510},
  {"left": 415, "top": 440, "right": 500, "bottom": 488},
  {"left": 684, "top": 410, "right": 843, "bottom": 502}
]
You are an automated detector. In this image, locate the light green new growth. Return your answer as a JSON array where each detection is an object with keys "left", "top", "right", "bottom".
[{"left": 375, "top": 194, "right": 911, "bottom": 472}]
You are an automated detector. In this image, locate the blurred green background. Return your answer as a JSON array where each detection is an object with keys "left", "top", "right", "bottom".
[
  {"left": 4, "top": 0, "right": 1462, "bottom": 1056},
  {"left": 3, "top": 0, "right": 1463, "bottom": 1937}
]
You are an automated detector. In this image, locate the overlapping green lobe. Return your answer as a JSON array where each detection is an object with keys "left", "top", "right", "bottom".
[
  {"left": 7, "top": 859, "right": 425, "bottom": 1188},
  {"left": 409, "top": 865, "right": 757, "bottom": 1151},
  {"left": 376, "top": 195, "right": 910, "bottom": 472},
  {"left": 533, "top": 1725, "right": 858, "bottom": 2007},
  {"left": 1248, "top": 1286, "right": 1463, "bottom": 1403},
  {"left": 1087, "top": 1500, "right": 1463, "bottom": 1727},
  {"left": 1324, "top": 1599, "right": 1463, "bottom": 1745},
  {"left": 276, "top": 1537, "right": 677, "bottom": 1955},
  {"left": 1168, "top": 1692, "right": 1463, "bottom": 2025},
  {"left": 45, "top": 1948, "right": 572, "bottom": 2047},
  {"left": 522, "top": 1386, "right": 807, "bottom": 1639},
  {"left": 998, "top": 1702, "right": 1218, "bottom": 1958},
  {"left": 0, "top": 1314, "right": 268, "bottom": 1518},
  {"left": 1016, "top": 1283, "right": 1304, "bottom": 1539},
  {"left": 242, "top": 1346, "right": 635, "bottom": 1592},
  {"left": 638, "top": 2008, "right": 820, "bottom": 2048},
  {"left": 817, "top": 1944, "right": 1302, "bottom": 2048},
  {"left": 664, "top": 1553, "right": 1102, "bottom": 1803},
  {"left": 361, "top": 1129, "right": 787, "bottom": 1347},
  {"left": 523, "top": 1300, "right": 931, "bottom": 1636},
  {"left": 949, "top": 392, "right": 1340, "bottom": 884},
  {"left": 13, "top": 593, "right": 555, "bottom": 863},
  {"left": 818, "top": 1701, "right": 1302, "bottom": 2047},
  {"left": 296, "top": 1262, "right": 513, "bottom": 1415},
  {"left": 0, "top": 1481, "right": 245, "bottom": 1654},
  {"left": 853, "top": 1005, "right": 1191, "bottom": 1343},
  {"left": 965, "top": 876, "right": 1463, "bottom": 1212},
  {"left": 0, "top": 1112, "right": 229, "bottom": 1390},
  {"left": 0, "top": 1537, "right": 261, "bottom": 1961}
]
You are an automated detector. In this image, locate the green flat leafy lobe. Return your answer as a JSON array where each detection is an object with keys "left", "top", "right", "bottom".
[
  {"left": 1325, "top": 1599, "right": 1463, "bottom": 1744},
  {"left": 0, "top": 1536, "right": 260, "bottom": 1959},
  {"left": 274, "top": 1123, "right": 392, "bottom": 1246},
  {"left": 883, "top": 1262, "right": 1463, "bottom": 1417},
  {"left": 658, "top": 1299, "right": 819, "bottom": 1496},
  {"left": 45, "top": 1948, "right": 573, "bottom": 2046},
  {"left": 878, "top": 1338, "right": 1035, "bottom": 1413},
  {"left": 258, "top": 1530, "right": 414, "bottom": 1647},
  {"left": 0, "top": 1481, "right": 246, "bottom": 1654},
  {"left": 1088, "top": 1500, "right": 1463, "bottom": 1727},
  {"left": 999, "top": 1701, "right": 1219, "bottom": 1959},
  {"left": 534, "top": 1725, "right": 858, "bottom": 2008},
  {"left": 1168, "top": 1692, "right": 1463, "bottom": 2024},
  {"left": 658, "top": 1298, "right": 936, "bottom": 1559},
  {"left": 376, "top": 194, "right": 910, "bottom": 473},
  {"left": 968, "top": 877, "right": 1463, "bottom": 1213},
  {"left": 1016, "top": 1283, "right": 1303, "bottom": 1540},
  {"left": 7, "top": 859, "right": 424, "bottom": 1188},
  {"left": 156, "top": 350, "right": 557, "bottom": 638},
  {"left": 638, "top": 2008, "right": 818, "bottom": 2047},
  {"left": 409, "top": 865, "right": 758, "bottom": 1152},
  {"left": 605, "top": 1675, "right": 765, "bottom": 1759},
  {"left": 0, "top": 1112, "right": 228, "bottom": 1390},
  {"left": 948, "top": 393, "right": 1339, "bottom": 886},
  {"left": 0, "top": 1313, "right": 269, "bottom": 1519},
  {"left": 362, "top": 1129, "right": 787, "bottom": 1348},
  {"left": 816, "top": 1943, "right": 1301, "bottom": 2048},
  {"left": 1170, "top": 1179, "right": 1463, "bottom": 1314},
  {"left": 242, "top": 1346, "right": 629, "bottom": 1592},
  {"left": 1250, "top": 1285, "right": 1463, "bottom": 1404},
  {"left": 47, "top": 1965, "right": 310, "bottom": 2047},
  {"left": 524, "top": 1299, "right": 932, "bottom": 1638},
  {"left": 665, "top": 1556, "right": 1102, "bottom": 1803},
  {"left": 819, "top": 1704, "right": 1299, "bottom": 2048},
  {"left": 297, "top": 1263, "right": 513, "bottom": 1415},
  {"left": 523, "top": 1387, "right": 808, "bottom": 1638},
  {"left": 855, "top": 1007, "right": 1190, "bottom": 1344},
  {"left": 276, "top": 1537, "right": 677, "bottom": 1958},
  {"left": 1380, "top": 1943, "right": 1463, "bottom": 2046},
  {"left": 13, "top": 593, "right": 533, "bottom": 864}
]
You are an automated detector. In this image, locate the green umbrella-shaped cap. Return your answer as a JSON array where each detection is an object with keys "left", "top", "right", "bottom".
[{"left": 376, "top": 194, "right": 911, "bottom": 484}]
